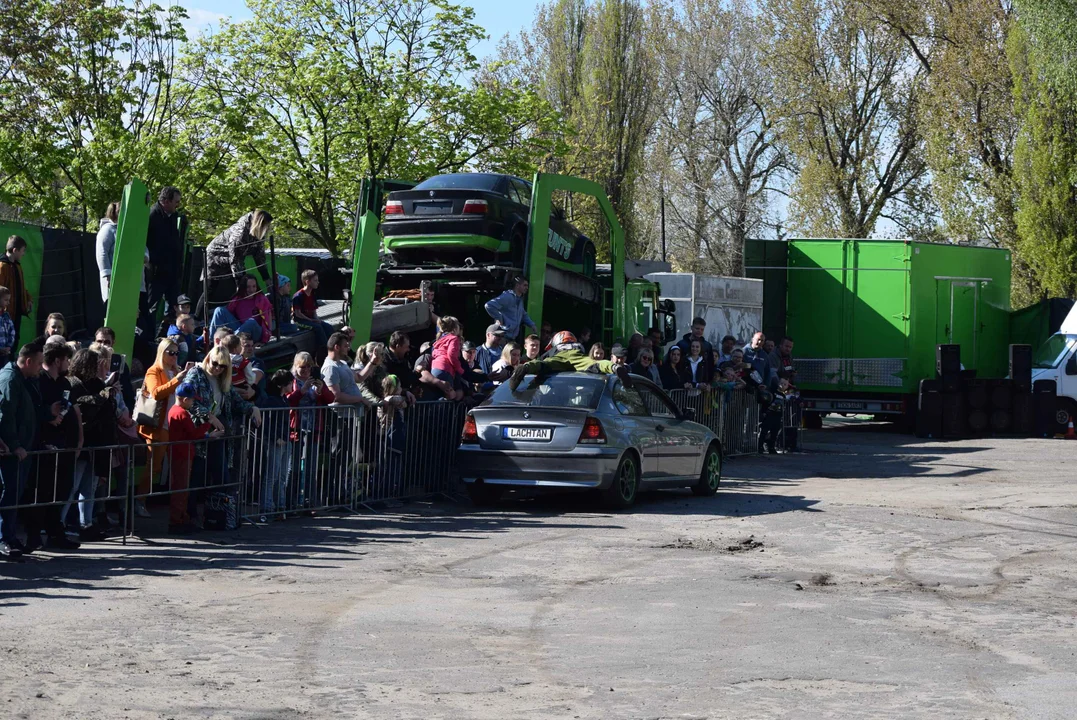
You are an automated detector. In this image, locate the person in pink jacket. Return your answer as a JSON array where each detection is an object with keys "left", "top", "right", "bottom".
[
  {"left": 430, "top": 316, "right": 464, "bottom": 391},
  {"left": 208, "top": 273, "right": 273, "bottom": 343}
]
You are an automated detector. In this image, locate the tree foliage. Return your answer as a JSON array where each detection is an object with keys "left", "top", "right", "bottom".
[
  {"left": 1009, "top": 0, "right": 1077, "bottom": 298},
  {"left": 0, "top": 0, "right": 192, "bottom": 229}
]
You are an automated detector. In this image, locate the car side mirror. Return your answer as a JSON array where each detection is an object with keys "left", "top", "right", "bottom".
[
  {"left": 681, "top": 406, "right": 696, "bottom": 421},
  {"left": 1066, "top": 354, "right": 1077, "bottom": 376}
]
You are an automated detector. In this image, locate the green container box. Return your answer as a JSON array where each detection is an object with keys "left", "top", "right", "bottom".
[{"left": 784, "top": 239, "right": 1012, "bottom": 399}]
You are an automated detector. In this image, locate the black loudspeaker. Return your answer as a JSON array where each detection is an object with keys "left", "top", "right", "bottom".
[
  {"left": 937, "top": 344, "right": 962, "bottom": 392},
  {"left": 1013, "top": 392, "right": 1035, "bottom": 434},
  {"left": 916, "top": 379, "right": 943, "bottom": 438},
  {"left": 941, "top": 391, "right": 967, "bottom": 439},
  {"left": 990, "top": 380, "right": 1013, "bottom": 411},
  {"left": 966, "top": 379, "right": 988, "bottom": 410},
  {"left": 1034, "top": 379, "right": 1061, "bottom": 437},
  {"left": 1009, "top": 344, "right": 1033, "bottom": 393}
]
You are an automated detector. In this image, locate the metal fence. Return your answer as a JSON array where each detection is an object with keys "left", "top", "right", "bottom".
[
  {"left": 240, "top": 401, "right": 467, "bottom": 523},
  {"left": 665, "top": 387, "right": 804, "bottom": 455}
]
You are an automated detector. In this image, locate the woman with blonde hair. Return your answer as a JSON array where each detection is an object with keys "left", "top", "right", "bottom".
[
  {"left": 134, "top": 338, "right": 195, "bottom": 519},
  {"left": 200, "top": 208, "right": 274, "bottom": 316},
  {"left": 183, "top": 345, "right": 260, "bottom": 510},
  {"left": 490, "top": 342, "right": 521, "bottom": 383}
]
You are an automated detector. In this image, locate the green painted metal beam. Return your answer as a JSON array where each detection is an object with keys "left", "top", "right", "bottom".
[
  {"left": 349, "top": 209, "right": 381, "bottom": 348},
  {"left": 105, "top": 179, "right": 151, "bottom": 363},
  {"left": 525, "top": 173, "right": 625, "bottom": 339}
]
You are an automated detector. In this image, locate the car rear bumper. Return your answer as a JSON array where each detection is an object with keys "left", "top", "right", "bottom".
[{"left": 456, "top": 446, "right": 623, "bottom": 489}]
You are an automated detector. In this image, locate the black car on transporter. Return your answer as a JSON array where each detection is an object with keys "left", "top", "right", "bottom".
[{"left": 380, "top": 173, "right": 598, "bottom": 276}]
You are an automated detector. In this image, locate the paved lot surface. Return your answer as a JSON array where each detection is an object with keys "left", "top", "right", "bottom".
[{"left": 2, "top": 421, "right": 1076, "bottom": 719}]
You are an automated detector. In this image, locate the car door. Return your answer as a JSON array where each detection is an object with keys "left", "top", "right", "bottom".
[
  {"left": 636, "top": 382, "right": 706, "bottom": 478},
  {"left": 610, "top": 380, "right": 661, "bottom": 478}
]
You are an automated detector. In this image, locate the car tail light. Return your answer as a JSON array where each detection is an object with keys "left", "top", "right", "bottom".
[
  {"left": 461, "top": 414, "right": 479, "bottom": 443},
  {"left": 462, "top": 199, "right": 488, "bottom": 215},
  {"left": 578, "top": 417, "right": 606, "bottom": 444},
  {"left": 384, "top": 200, "right": 403, "bottom": 215}
]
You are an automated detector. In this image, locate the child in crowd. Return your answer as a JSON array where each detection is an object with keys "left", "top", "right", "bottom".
[
  {"left": 223, "top": 333, "right": 257, "bottom": 399},
  {"left": 430, "top": 315, "right": 464, "bottom": 391},
  {"left": 375, "top": 374, "right": 406, "bottom": 494},
  {"left": 271, "top": 274, "right": 299, "bottom": 335},
  {"left": 757, "top": 379, "right": 789, "bottom": 455},
  {"left": 0, "top": 285, "right": 13, "bottom": 366},
  {"left": 167, "top": 382, "right": 220, "bottom": 534},
  {"left": 291, "top": 269, "right": 334, "bottom": 358},
  {"left": 256, "top": 370, "right": 292, "bottom": 518},
  {"left": 168, "top": 314, "right": 205, "bottom": 366}
]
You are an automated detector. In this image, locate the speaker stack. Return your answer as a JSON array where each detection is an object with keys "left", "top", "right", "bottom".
[
  {"left": 934, "top": 344, "right": 967, "bottom": 438},
  {"left": 936, "top": 344, "right": 962, "bottom": 392},
  {"left": 915, "top": 378, "right": 944, "bottom": 438},
  {"left": 1008, "top": 344, "right": 1034, "bottom": 435},
  {"left": 1034, "top": 378, "right": 1062, "bottom": 437}
]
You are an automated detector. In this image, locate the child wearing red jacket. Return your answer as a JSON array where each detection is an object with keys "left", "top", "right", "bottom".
[{"left": 167, "top": 383, "right": 222, "bottom": 534}]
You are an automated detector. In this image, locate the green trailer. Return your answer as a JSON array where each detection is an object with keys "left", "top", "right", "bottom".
[{"left": 748, "top": 238, "right": 1012, "bottom": 425}]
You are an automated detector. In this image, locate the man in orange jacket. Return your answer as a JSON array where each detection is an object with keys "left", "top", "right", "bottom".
[{"left": 0, "top": 236, "right": 32, "bottom": 351}]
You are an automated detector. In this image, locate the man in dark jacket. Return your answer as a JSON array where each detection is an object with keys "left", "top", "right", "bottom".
[
  {"left": 0, "top": 343, "right": 46, "bottom": 560},
  {"left": 676, "top": 317, "right": 714, "bottom": 381},
  {"left": 145, "top": 186, "right": 183, "bottom": 327},
  {"left": 743, "top": 331, "right": 775, "bottom": 389},
  {"left": 24, "top": 343, "right": 80, "bottom": 551}
]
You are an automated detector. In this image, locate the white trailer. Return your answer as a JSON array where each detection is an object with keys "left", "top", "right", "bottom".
[{"left": 644, "top": 272, "right": 764, "bottom": 351}]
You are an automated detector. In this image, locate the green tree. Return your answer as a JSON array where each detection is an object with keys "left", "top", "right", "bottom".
[
  {"left": 1009, "top": 1, "right": 1077, "bottom": 298},
  {"left": 183, "top": 0, "right": 562, "bottom": 252},
  {"left": 765, "top": 0, "right": 930, "bottom": 239},
  {"left": 492, "top": 0, "right": 661, "bottom": 258},
  {"left": 0, "top": 0, "right": 196, "bottom": 229}
]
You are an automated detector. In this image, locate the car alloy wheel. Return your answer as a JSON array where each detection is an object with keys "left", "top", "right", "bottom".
[
  {"left": 692, "top": 445, "right": 722, "bottom": 497},
  {"left": 604, "top": 454, "right": 639, "bottom": 509}
]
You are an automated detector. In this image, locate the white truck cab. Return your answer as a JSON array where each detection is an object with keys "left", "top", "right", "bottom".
[{"left": 1031, "top": 308, "right": 1077, "bottom": 424}]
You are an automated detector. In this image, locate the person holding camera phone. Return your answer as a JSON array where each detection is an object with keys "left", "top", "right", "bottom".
[
  {"left": 135, "top": 339, "right": 197, "bottom": 519},
  {"left": 285, "top": 352, "right": 333, "bottom": 510}
]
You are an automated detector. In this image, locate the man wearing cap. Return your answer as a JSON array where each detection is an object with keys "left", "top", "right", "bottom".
[
  {"left": 267, "top": 274, "right": 298, "bottom": 336},
  {"left": 610, "top": 344, "right": 628, "bottom": 367},
  {"left": 476, "top": 324, "right": 505, "bottom": 375},
  {"left": 483, "top": 276, "right": 536, "bottom": 341},
  {"left": 508, "top": 330, "right": 627, "bottom": 392}
]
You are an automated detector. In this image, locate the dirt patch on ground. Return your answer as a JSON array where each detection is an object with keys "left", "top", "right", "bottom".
[{"left": 653, "top": 535, "right": 765, "bottom": 553}]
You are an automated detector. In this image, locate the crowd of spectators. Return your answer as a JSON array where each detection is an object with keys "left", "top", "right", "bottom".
[{"left": 0, "top": 182, "right": 806, "bottom": 560}]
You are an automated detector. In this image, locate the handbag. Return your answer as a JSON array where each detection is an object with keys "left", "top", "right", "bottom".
[{"left": 133, "top": 387, "right": 159, "bottom": 428}]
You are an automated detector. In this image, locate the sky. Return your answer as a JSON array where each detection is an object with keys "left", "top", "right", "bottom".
[{"left": 184, "top": 0, "right": 542, "bottom": 60}]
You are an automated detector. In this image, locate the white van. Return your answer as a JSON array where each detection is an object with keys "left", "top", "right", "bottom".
[{"left": 1031, "top": 308, "right": 1077, "bottom": 430}]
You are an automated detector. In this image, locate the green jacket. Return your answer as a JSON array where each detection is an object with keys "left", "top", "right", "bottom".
[
  {"left": 0, "top": 362, "right": 36, "bottom": 451},
  {"left": 517, "top": 349, "right": 616, "bottom": 376}
]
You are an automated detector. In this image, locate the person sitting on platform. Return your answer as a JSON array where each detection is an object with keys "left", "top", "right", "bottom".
[{"left": 208, "top": 273, "right": 272, "bottom": 345}]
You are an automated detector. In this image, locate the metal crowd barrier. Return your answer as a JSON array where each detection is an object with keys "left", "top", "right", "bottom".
[
  {"left": 241, "top": 401, "right": 467, "bottom": 522},
  {"left": 666, "top": 387, "right": 765, "bottom": 456}
]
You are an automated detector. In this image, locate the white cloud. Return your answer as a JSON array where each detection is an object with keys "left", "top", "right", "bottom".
[{"left": 184, "top": 7, "right": 229, "bottom": 35}]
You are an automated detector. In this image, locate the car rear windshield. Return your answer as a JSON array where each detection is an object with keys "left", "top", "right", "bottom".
[
  {"left": 486, "top": 375, "right": 606, "bottom": 409},
  {"left": 413, "top": 173, "right": 503, "bottom": 191}
]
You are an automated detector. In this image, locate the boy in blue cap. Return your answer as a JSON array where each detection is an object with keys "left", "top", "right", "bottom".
[
  {"left": 167, "top": 382, "right": 220, "bottom": 534},
  {"left": 269, "top": 274, "right": 299, "bottom": 336}
]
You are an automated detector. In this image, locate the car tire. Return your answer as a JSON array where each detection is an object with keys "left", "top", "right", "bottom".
[
  {"left": 466, "top": 483, "right": 503, "bottom": 507},
  {"left": 603, "top": 453, "right": 639, "bottom": 509},
  {"left": 509, "top": 228, "right": 527, "bottom": 270},
  {"left": 691, "top": 444, "right": 722, "bottom": 497}
]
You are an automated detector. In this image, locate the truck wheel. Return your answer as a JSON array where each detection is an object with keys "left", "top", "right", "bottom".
[
  {"left": 803, "top": 412, "right": 824, "bottom": 430},
  {"left": 509, "top": 228, "right": 527, "bottom": 270}
]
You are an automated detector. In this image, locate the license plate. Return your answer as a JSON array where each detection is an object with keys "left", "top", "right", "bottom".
[
  {"left": 413, "top": 201, "right": 453, "bottom": 215},
  {"left": 832, "top": 401, "right": 866, "bottom": 410},
  {"left": 503, "top": 426, "right": 552, "bottom": 441}
]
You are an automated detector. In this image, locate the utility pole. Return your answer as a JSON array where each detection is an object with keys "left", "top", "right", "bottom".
[{"left": 660, "top": 187, "right": 667, "bottom": 263}]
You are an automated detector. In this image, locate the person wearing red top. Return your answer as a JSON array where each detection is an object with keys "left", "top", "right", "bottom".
[
  {"left": 430, "top": 315, "right": 464, "bottom": 392},
  {"left": 208, "top": 274, "right": 273, "bottom": 344},
  {"left": 167, "top": 383, "right": 222, "bottom": 534}
]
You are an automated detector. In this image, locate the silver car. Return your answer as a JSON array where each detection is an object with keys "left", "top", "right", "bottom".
[{"left": 457, "top": 372, "right": 723, "bottom": 508}]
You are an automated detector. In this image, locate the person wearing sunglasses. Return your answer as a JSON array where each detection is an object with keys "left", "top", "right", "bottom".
[
  {"left": 135, "top": 339, "right": 196, "bottom": 519},
  {"left": 183, "top": 346, "right": 261, "bottom": 525}
]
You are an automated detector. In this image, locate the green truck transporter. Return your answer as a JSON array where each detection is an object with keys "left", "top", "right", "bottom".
[{"left": 747, "top": 238, "right": 1012, "bottom": 426}]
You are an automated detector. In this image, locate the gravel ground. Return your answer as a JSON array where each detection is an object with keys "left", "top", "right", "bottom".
[{"left": 2, "top": 420, "right": 1076, "bottom": 719}]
